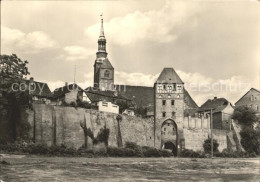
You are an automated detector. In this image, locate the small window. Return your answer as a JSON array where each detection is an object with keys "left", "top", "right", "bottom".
[
  {"left": 163, "top": 84, "right": 166, "bottom": 90},
  {"left": 251, "top": 95, "right": 254, "bottom": 101},
  {"left": 162, "top": 100, "right": 166, "bottom": 106},
  {"left": 168, "top": 85, "right": 173, "bottom": 92},
  {"left": 164, "top": 128, "right": 166, "bottom": 131},
  {"left": 171, "top": 100, "right": 175, "bottom": 105},
  {"left": 157, "top": 85, "right": 163, "bottom": 92},
  {"left": 162, "top": 112, "right": 166, "bottom": 117},
  {"left": 256, "top": 105, "right": 258, "bottom": 111},
  {"left": 172, "top": 112, "right": 176, "bottom": 117},
  {"left": 104, "top": 70, "right": 110, "bottom": 78},
  {"left": 168, "top": 123, "right": 170, "bottom": 126}
]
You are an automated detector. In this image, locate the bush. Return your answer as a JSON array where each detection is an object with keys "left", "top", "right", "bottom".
[
  {"left": 125, "top": 142, "right": 143, "bottom": 157},
  {"left": 214, "top": 149, "right": 258, "bottom": 158},
  {"left": 203, "top": 138, "right": 219, "bottom": 153},
  {"left": 142, "top": 146, "right": 161, "bottom": 157},
  {"left": 180, "top": 149, "right": 206, "bottom": 158},
  {"left": 25, "top": 143, "right": 50, "bottom": 154},
  {"left": 159, "top": 149, "right": 174, "bottom": 157},
  {"left": 107, "top": 147, "right": 125, "bottom": 157}
]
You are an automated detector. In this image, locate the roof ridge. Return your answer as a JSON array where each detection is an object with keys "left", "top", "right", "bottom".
[{"left": 155, "top": 67, "right": 183, "bottom": 84}]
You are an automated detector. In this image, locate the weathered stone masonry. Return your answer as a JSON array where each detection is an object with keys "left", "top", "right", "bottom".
[{"left": 28, "top": 104, "right": 154, "bottom": 149}]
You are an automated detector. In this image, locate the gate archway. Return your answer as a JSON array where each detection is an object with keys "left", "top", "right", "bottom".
[
  {"left": 164, "top": 141, "right": 177, "bottom": 156},
  {"left": 161, "top": 119, "right": 178, "bottom": 156}
]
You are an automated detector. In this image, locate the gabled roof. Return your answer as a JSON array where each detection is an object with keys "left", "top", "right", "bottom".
[
  {"left": 100, "top": 58, "right": 113, "bottom": 69},
  {"left": 235, "top": 88, "right": 260, "bottom": 105},
  {"left": 155, "top": 68, "right": 183, "bottom": 84},
  {"left": 199, "top": 97, "right": 230, "bottom": 113},
  {"left": 53, "top": 84, "right": 83, "bottom": 99},
  {"left": 25, "top": 80, "right": 53, "bottom": 98}
]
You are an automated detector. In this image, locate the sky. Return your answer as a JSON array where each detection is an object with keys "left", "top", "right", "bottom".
[{"left": 1, "top": 0, "right": 260, "bottom": 106}]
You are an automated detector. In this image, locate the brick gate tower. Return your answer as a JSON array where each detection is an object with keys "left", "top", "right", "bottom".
[{"left": 93, "top": 16, "right": 114, "bottom": 91}]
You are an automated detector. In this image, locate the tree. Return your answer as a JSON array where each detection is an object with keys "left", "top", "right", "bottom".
[
  {"left": 232, "top": 106, "right": 259, "bottom": 127},
  {"left": 203, "top": 138, "right": 219, "bottom": 153},
  {"left": 0, "top": 54, "right": 31, "bottom": 141},
  {"left": 240, "top": 126, "right": 260, "bottom": 154},
  {"left": 232, "top": 106, "right": 260, "bottom": 155}
]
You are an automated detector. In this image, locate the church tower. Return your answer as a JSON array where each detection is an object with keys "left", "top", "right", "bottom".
[
  {"left": 93, "top": 15, "right": 114, "bottom": 90},
  {"left": 154, "top": 68, "right": 185, "bottom": 156}
]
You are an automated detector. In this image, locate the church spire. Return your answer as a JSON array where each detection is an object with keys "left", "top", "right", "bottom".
[
  {"left": 100, "top": 14, "right": 105, "bottom": 38},
  {"left": 97, "top": 13, "right": 107, "bottom": 58}
]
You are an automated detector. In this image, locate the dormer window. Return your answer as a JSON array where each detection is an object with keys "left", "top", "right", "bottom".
[{"left": 104, "top": 70, "right": 110, "bottom": 78}]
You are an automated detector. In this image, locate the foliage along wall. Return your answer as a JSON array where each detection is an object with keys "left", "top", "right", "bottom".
[{"left": 28, "top": 104, "right": 154, "bottom": 149}]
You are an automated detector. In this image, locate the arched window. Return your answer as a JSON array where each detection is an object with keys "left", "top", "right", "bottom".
[{"left": 104, "top": 70, "right": 110, "bottom": 78}]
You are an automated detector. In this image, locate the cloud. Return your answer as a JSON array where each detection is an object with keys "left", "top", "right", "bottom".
[
  {"left": 177, "top": 71, "right": 258, "bottom": 106},
  {"left": 1, "top": 26, "right": 59, "bottom": 54},
  {"left": 115, "top": 71, "right": 159, "bottom": 86},
  {"left": 84, "top": 1, "right": 198, "bottom": 45},
  {"left": 58, "top": 45, "right": 96, "bottom": 61}
]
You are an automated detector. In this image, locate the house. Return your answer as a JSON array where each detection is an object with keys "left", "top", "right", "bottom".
[
  {"left": 53, "top": 83, "right": 84, "bottom": 105},
  {"left": 235, "top": 88, "right": 260, "bottom": 116},
  {"left": 84, "top": 87, "right": 131, "bottom": 111},
  {"left": 122, "top": 108, "right": 135, "bottom": 116},
  {"left": 26, "top": 77, "right": 53, "bottom": 104},
  {"left": 98, "top": 101, "right": 119, "bottom": 114},
  {"left": 199, "top": 97, "right": 234, "bottom": 130}
]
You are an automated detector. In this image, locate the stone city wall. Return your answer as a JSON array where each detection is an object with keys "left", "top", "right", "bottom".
[{"left": 29, "top": 104, "right": 154, "bottom": 149}]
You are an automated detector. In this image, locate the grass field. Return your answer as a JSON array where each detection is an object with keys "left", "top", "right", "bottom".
[{"left": 0, "top": 154, "right": 259, "bottom": 181}]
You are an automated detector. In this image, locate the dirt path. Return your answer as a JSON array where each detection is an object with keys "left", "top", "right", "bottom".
[{"left": 0, "top": 155, "right": 259, "bottom": 181}]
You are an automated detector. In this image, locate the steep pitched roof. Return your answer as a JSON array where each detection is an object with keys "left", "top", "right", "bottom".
[
  {"left": 100, "top": 58, "right": 113, "bottom": 69},
  {"left": 155, "top": 68, "right": 183, "bottom": 84},
  {"left": 183, "top": 88, "right": 198, "bottom": 109},
  {"left": 235, "top": 88, "right": 260, "bottom": 105},
  {"left": 25, "top": 80, "right": 53, "bottom": 98},
  {"left": 199, "top": 97, "right": 230, "bottom": 113},
  {"left": 116, "top": 85, "right": 198, "bottom": 110},
  {"left": 116, "top": 85, "right": 154, "bottom": 108},
  {"left": 53, "top": 84, "right": 83, "bottom": 98}
]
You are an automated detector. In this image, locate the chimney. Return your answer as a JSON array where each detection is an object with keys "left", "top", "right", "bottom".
[
  {"left": 214, "top": 96, "right": 217, "bottom": 100},
  {"left": 30, "top": 77, "right": 34, "bottom": 84},
  {"left": 65, "top": 82, "right": 68, "bottom": 86}
]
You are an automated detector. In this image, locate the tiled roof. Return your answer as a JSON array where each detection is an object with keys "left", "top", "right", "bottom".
[
  {"left": 235, "top": 88, "right": 260, "bottom": 105},
  {"left": 85, "top": 87, "right": 130, "bottom": 103},
  {"left": 199, "top": 97, "right": 230, "bottom": 113},
  {"left": 116, "top": 85, "right": 154, "bottom": 108},
  {"left": 53, "top": 84, "right": 83, "bottom": 98},
  {"left": 116, "top": 85, "right": 198, "bottom": 110},
  {"left": 25, "top": 80, "right": 53, "bottom": 98},
  {"left": 183, "top": 88, "right": 198, "bottom": 109},
  {"left": 155, "top": 68, "right": 183, "bottom": 84}
]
